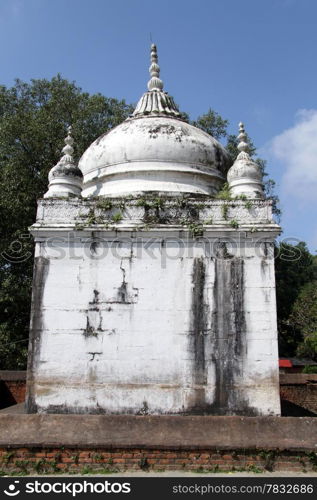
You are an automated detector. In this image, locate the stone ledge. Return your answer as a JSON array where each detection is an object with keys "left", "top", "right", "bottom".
[
  {"left": 0, "top": 415, "right": 316, "bottom": 451},
  {"left": 33, "top": 198, "right": 277, "bottom": 228}
]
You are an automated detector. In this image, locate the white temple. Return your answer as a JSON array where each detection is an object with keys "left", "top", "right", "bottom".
[{"left": 26, "top": 45, "right": 281, "bottom": 416}]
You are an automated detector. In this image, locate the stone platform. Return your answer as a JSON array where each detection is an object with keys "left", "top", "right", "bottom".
[{"left": 0, "top": 414, "right": 316, "bottom": 474}]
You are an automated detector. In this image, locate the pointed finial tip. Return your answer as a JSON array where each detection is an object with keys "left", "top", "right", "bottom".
[
  {"left": 147, "top": 42, "right": 163, "bottom": 91},
  {"left": 237, "top": 122, "right": 249, "bottom": 154}
]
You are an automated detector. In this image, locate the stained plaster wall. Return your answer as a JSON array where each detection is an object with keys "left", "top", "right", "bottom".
[{"left": 26, "top": 199, "right": 280, "bottom": 416}]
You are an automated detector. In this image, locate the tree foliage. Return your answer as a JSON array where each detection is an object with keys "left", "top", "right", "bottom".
[
  {"left": 0, "top": 75, "right": 133, "bottom": 369},
  {"left": 289, "top": 281, "right": 317, "bottom": 361},
  {"left": 275, "top": 242, "right": 317, "bottom": 357},
  {"left": 192, "top": 109, "right": 228, "bottom": 140}
]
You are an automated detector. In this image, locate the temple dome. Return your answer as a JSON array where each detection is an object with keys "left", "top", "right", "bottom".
[{"left": 79, "top": 45, "right": 231, "bottom": 198}]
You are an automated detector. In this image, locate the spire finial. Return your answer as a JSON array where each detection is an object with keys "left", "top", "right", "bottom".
[
  {"left": 147, "top": 43, "right": 164, "bottom": 91},
  {"left": 237, "top": 122, "right": 249, "bottom": 155},
  {"left": 44, "top": 125, "right": 83, "bottom": 198},
  {"left": 133, "top": 44, "right": 180, "bottom": 117},
  {"left": 227, "top": 122, "right": 264, "bottom": 199},
  {"left": 60, "top": 125, "right": 74, "bottom": 162}
]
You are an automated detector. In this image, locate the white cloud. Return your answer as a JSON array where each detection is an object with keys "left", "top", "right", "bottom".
[{"left": 270, "top": 109, "right": 317, "bottom": 201}]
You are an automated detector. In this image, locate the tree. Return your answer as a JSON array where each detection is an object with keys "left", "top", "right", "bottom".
[
  {"left": 192, "top": 109, "right": 228, "bottom": 140},
  {"left": 289, "top": 281, "right": 317, "bottom": 361},
  {"left": 275, "top": 242, "right": 317, "bottom": 357},
  {"left": 0, "top": 75, "right": 133, "bottom": 369}
]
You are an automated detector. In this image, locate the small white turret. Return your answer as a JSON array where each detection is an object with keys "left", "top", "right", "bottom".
[
  {"left": 227, "top": 122, "right": 264, "bottom": 199},
  {"left": 44, "top": 126, "right": 83, "bottom": 198}
]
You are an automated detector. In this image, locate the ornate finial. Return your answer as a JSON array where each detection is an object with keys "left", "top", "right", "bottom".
[
  {"left": 226, "top": 121, "right": 264, "bottom": 199},
  {"left": 147, "top": 44, "right": 164, "bottom": 91},
  {"left": 44, "top": 125, "right": 83, "bottom": 198},
  {"left": 237, "top": 122, "right": 249, "bottom": 154},
  {"left": 132, "top": 44, "right": 180, "bottom": 117}
]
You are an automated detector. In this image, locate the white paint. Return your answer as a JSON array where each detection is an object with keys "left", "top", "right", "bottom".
[
  {"left": 27, "top": 198, "right": 281, "bottom": 416},
  {"left": 79, "top": 117, "right": 230, "bottom": 197}
]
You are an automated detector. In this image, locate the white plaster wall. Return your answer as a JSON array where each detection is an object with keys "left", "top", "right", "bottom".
[{"left": 28, "top": 229, "right": 280, "bottom": 416}]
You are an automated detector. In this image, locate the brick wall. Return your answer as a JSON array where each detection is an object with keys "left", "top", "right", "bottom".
[
  {"left": 280, "top": 374, "right": 317, "bottom": 415},
  {"left": 0, "top": 448, "right": 316, "bottom": 474},
  {"left": 0, "top": 371, "right": 26, "bottom": 409}
]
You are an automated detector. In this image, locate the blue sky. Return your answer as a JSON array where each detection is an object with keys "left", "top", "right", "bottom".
[{"left": 1, "top": 0, "right": 317, "bottom": 251}]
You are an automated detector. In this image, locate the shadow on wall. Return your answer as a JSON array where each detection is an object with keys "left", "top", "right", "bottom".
[
  {"left": 0, "top": 381, "right": 17, "bottom": 409},
  {"left": 0, "top": 372, "right": 26, "bottom": 409},
  {"left": 280, "top": 399, "right": 317, "bottom": 417}
]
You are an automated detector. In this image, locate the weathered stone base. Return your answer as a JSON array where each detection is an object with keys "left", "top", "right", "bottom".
[{"left": 0, "top": 415, "right": 316, "bottom": 473}]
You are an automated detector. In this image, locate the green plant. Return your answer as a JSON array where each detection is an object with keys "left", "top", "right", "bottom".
[
  {"left": 49, "top": 460, "right": 61, "bottom": 473},
  {"left": 306, "top": 452, "right": 317, "bottom": 470},
  {"left": 111, "top": 212, "right": 123, "bottom": 222},
  {"left": 216, "top": 183, "right": 232, "bottom": 201},
  {"left": 81, "top": 465, "right": 94, "bottom": 475},
  {"left": 3, "top": 451, "right": 15, "bottom": 464},
  {"left": 96, "top": 199, "right": 113, "bottom": 211},
  {"left": 229, "top": 219, "right": 239, "bottom": 229},
  {"left": 14, "top": 460, "right": 29, "bottom": 472},
  {"left": 246, "top": 464, "right": 263, "bottom": 473},
  {"left": 303, "top": 365, "right": 317, "bottom": 374},
  {"left": 259, "top": 450, "right": 276, "bottom": 472},
  {"left": 237, "top": 194, "right": 247, "bottom": 201},
  {"left": 244, "top": 200, "right": 252, "bottom": 209},
  {"left": 96, "top": 467, "right": 118, "bottom": 474},
  {"left": 221, "top": 204, "right": 229, "bottom": 220},
  {"left": 204, "top": 217, "right": 213, "bottom": 225},
  {"left": 34, "top": 458, "right": 46, "bottom": 473},
  {"left": 187, "top": 222, "right": 204, "bottom": 237},
  {"left": 136, "top": 196, "right": 165, "bottom": 210}
]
